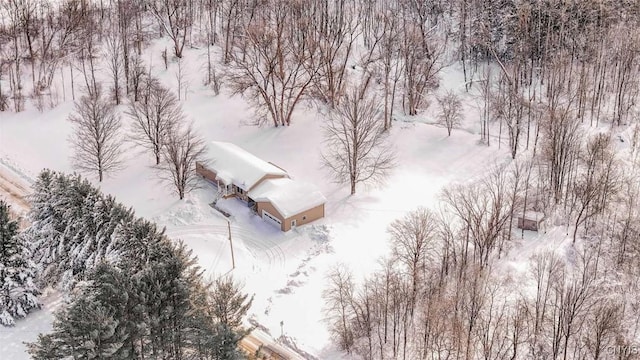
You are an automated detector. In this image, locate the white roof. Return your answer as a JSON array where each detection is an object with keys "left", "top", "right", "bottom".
[
  {"left": 516, "top": 211, "right": 545, "bottom": 220},
  {"left": 205, "top": 141, "right": 288, "bottom": 190},
  {"left": 215, "top": 170, "right": 232, "bottom": 184},
  {"left": 248, "top": 178, "right": 326, "bottom": 219}
]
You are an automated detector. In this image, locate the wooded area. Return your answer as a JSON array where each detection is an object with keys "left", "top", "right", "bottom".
[{"left": 1, "top": 0, "right": 640, "bottom": 359}]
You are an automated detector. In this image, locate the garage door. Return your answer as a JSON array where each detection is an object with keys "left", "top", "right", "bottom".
[{"left": 262, "top": 210, "right": 282, "bottom": 230}]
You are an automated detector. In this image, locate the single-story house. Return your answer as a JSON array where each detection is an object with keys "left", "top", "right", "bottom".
[
  {"left": 196, "top": 141, "right": 326, "bottom": 231},
  {"left": 516, "top": 211, "right": 545, "bottom": 232}
]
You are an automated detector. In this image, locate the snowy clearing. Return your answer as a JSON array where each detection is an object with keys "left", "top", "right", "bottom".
[{"left": 0, "top": 78, "right": 509, "bottom": 356}]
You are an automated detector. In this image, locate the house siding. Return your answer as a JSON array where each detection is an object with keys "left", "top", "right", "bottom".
[
  {"left": 196, "top": 162, "right": 218, "bottom": 182},
  {"left": 283, "top": 203, "right": 325, "bottom": 231},
  {"left": 256, "top": 202, "right": 325, "bottom": 231},
  {"left": 517, "top": 217, "right": 542, "bottom": 231}
]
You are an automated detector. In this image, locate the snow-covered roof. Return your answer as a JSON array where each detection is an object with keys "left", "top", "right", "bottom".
[
  {"left": 516, "top": 211, "right": 545, "bottom": 220},
  {"left": 248, "top": 178, "right": 326, "bottom": 219},
  {"left": 215, "top": 170, "right": 233, "bottom": 185},
  {"left": 205, "top": 141, "right": 288, "bottom": 190}
]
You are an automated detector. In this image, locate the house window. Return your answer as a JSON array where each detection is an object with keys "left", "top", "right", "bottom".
[
  {"left": 302, "top": 216, "right": 307, "bottom": 221},
  {"left": 291, "top": 219, "right": 297, "bottom": 227}
]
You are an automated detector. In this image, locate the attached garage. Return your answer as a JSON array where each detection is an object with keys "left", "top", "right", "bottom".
[
  {"left": 249, "top": 178, "right": 326, "bottom": 231},
  {"left": 262, "top": 209, "right": 282, "bottom": 229}
]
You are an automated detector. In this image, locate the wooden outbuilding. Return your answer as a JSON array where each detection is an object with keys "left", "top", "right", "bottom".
[{"left": 516, "top": 211, "right": 545, "bottom": 232}]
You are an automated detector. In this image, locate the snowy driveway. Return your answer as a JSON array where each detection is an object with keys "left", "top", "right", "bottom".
[{"left": 164, "top": 223, "right": 287, "bottom": 270}]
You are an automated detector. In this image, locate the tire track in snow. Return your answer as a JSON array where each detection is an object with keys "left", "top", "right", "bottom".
[
  {"left": 0, "top": 163, "right": 32, "bottom": 216},
  {"left": 164, "top": 224, "right": 287, "bottom": 270}
]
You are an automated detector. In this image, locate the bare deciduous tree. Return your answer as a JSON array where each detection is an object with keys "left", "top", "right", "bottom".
[
  {"left": 526, "top": 251, "right": 563, "bottom": 358},
  {"left": 400, "top": 1, "right": 447, "bottom": 116},
  {"left": 458, "top": 265, "right": 489, "bottom": 359},
  {"left": 541, "top": 102, "right": 581, "bottom": 205},
  {"left": 491, "top": 71, "right": 526, "bottom": 158},
  {"left": 323, "top": 264, "right": 356, "bottom": 354},
  {"left": 228, "top": 0, "right": 318, "bottom": 127},
  {"left": 159, "top": 124, "right": 206, "bottom": 200},
  {"left": 105, "top": 31, "right": 123, "bottom": 105},
  {"left": 2, "top": 0, "right": 25, "bottom": 112},
  {"left": 175, "top": 57, "right": 189, "bottom": 101},
  {"left": 610, "top": 24, "right": 639, "bottom": 126},
  {"left": 149, "top": 0, "right": 191, "bottom": 58},
  {"left": 551, "top": 250, "right": 598, "bottom": 360},
  {"left": 441, "top": 165, "right": 514, "bottom": 268},
  {"left": 204, "top": 29, "right": 223, "bottom": 95},
  {"left": 475, "top": 278, "right": 510, "bottom": 360},
  {"left": 68, "top": 88, "right": 123, "bottom": 182},
  {"left": 614, "top": 175, "right": 640, "bottom": 265},
  {"left": 128, "top": 56, "right": 146, "bottom": 102},
  {"left": 437, "top": 90, "right": 463, "bottom": 136},
  {"left": 219, "top": 0, "right": 241, "bottom": 64},
  {"left": 322, "top": 87, "right": 395, "bottom": 195},
  {"left": 126, "top": 79, "right": 182, "bottom": 165},
  {"left": 388, "top": 207, "right": 437, "bottom": 309},
  {"left": 586, "top": 301, "right": 622, "bottom": 360},
  {"left": 570, "top": 134, "right": 619, "bottom": 243},
  {"left": 374, "top": 2, "right": 404, "bottom": 131},
  {"left": 308, "top": 0, "right": 357, "bottom": 109},
  {"left": 75, "top": 9, "right": 100, "bottom": 100}
]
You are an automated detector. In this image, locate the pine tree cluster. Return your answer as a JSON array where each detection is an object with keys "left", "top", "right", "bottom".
[
  {"left": 24, "top": 170, "right": 135, "bottom": 290},
  {"left": 23, "top": 170, "right": 250, "bottom": 359}
]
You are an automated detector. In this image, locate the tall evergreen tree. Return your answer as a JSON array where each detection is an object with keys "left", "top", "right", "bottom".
[
  {"left": 211, "top": 276, "right": 254, "bottom": 331},
  {"left": 0, "top": 201, "right": 20, "bottom": 260},
  {"left": 27, "top": 170, "right": 134, "bottom": 290},
  {"left": 0, "top": 200, "right": 40, "bottom": 326},
  {"left": 210, "top": 323, "right": 245, "bottom": 360},
  {"left": 28, "top": 282, "right": 123, "bottom": 359}
]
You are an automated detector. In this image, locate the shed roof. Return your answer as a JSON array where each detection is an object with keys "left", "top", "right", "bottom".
[
  {"left": 248, "top": 178, "right": 326, "bottom": 219},
  {"left": 516, "top": 211, "right": 545, "bottom": 220},
  {"left": 204, "top": 141, "right": 288, "bottom": 190}
]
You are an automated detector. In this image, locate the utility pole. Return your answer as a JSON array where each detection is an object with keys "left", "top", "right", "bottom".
[{"left": 228, "top": 220, "right": 235, "bottom": 269}]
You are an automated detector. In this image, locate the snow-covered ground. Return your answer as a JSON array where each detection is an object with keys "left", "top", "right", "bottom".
[
  {"left": 0, "top": 290, "right": 60, "bottom": 358},
  {"left": 0, "top": 41, "right": 516, "bottom": 358}
]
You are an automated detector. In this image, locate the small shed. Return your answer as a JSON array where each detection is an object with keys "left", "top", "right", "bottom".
[{"left": 516, "top": 211, "right": 545, "bottom": 232}]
